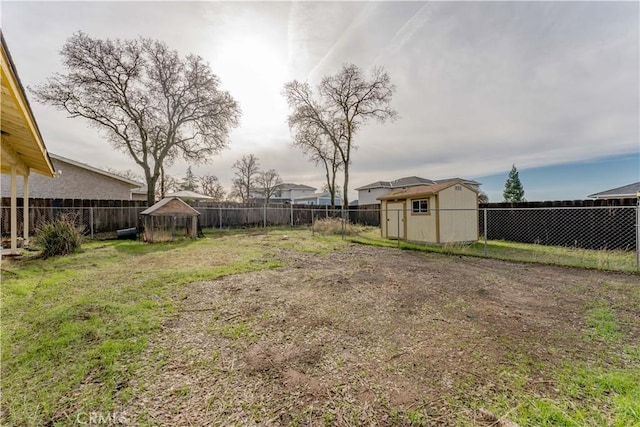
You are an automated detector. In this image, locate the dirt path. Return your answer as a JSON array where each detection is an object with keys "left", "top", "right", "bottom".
[{"left": 127, "top": 244, "right": 639, "bottom": 425}]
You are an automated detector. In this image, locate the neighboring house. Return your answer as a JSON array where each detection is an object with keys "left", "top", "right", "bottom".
[
  {"left": 379, "top": 180, "right": 479, "bottom": 244},
  {"left": 249, "top": 183, "right": 316, "bottom": 204},
  {"left": 131, "top": 186, "right": 147, "bottom": 201},
  {"left": 588, "top": 182, "right": 640, "bottom": 200},
  {"left": 356, "top": 176, "right": 481, "bottom": 205},
  {"left": 293, "top": 192, "right": 342, "bottom": 206},
  {"left": 1, "top": 32, "right": 55, "bottom": 253},
  {"left": 1, "top": 153, "right": 142, "bottom": 200}
]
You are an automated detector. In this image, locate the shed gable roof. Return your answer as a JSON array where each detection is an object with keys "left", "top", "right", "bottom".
[
  {"left": 140, "top": 197, "right": 200, "bottom": 216},
  {"left": 378, "top": 180, "right": 477, "bottom": 200}
]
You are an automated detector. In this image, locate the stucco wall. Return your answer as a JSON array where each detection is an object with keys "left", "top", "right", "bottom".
[
  {"left": 358, "top": 188, "right": 390, "bottom": 205},
  {"left": 1, "top": 158, "right": 135, "bottom": 200}
]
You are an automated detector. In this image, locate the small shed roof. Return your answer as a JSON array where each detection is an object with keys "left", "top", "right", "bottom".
[
  {"left": 141, "top": 197, "right": 200, "bottom": 216},
  {"left": 378, "top": 180, "right": 477, "bottom": 201}
]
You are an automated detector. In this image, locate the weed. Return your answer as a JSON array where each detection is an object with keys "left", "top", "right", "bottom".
[
  {"left": 312, "top": 217, "right": 364, "bottom": 235},
  {"left": 32, "top": 213, "right": 84, "bottom": 258},
  {"left": 586, "top": 302, "right": 622, "bottom": 341}
]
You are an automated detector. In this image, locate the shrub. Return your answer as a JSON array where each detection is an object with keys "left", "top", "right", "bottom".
[
  {"left": 311, "top": 217, "right": 364, "bottom": 235},
  {"left": 33, "top": 213, "right": 84, "bottom": 258}
]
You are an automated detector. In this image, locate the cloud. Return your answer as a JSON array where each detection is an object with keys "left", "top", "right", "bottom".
[{"left": 1, "top": 1, "right": 637, "bottom": 201}]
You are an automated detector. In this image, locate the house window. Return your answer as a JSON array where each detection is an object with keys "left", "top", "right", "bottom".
[{"left": 412, "top": 199, "right": 429, "bottom": 214}]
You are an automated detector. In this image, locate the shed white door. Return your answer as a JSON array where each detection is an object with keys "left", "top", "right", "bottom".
[{"left": 386, "top": 201, "right": 405, "bottom": 239}]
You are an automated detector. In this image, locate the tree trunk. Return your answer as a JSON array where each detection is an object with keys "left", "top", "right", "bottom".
[
  {"left": 146, "top": 175, "right": 158, "bottom": 206},
  {"left": 343, "top": 164, "right": 349, "bottom": 209}
]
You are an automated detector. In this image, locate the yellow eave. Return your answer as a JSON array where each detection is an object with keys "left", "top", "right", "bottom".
[{"left": 1, "top": 34, "right": 54, "bottom": 177}]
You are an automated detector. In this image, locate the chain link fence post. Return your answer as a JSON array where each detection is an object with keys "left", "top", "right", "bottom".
[
  {"left": 397, "top": 209, "right": 400, "bottom": 248},
  {"left": 483, "top": 208, "right": 488, "bottom": 257},
  {"left": 636, "top": 196, "right": 640, "bottom": 269},
  {"left": 341, "top": 205, "right": 345, "bottom": 240}
]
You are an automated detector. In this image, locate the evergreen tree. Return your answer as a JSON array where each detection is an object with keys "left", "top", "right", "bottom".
[
  {"left": 503, "top": 164, "right": 525, "bottom": 202},
  {"left": 180, "top": 166, "right": 198, "bottom": 192}
]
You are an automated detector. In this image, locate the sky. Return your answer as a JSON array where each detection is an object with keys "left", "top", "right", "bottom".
[{"left": 1, "top": 1, "right": 638, "bottom": 202}]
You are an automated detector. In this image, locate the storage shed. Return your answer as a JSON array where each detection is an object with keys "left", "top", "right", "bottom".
[
  {"left": 378, "top": 180, "right": 478, "bottom": 244},
  {"left": 140, "top": 197, "right": 200, "bottom": 242}
]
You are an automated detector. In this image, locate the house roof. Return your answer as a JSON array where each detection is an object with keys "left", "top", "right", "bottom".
[
  {"left": 294, "top": 192, "right": 341, "bottom": 201},
  {"left": 435, "top": 177, "right": 482, "bottom": 186},
  {"left": 140, "top": 197, "right": 200, "bottom": 216},
  {"left": 276, "top": 183, "right": 317, "bottom": 191},
  {"left": 588, "top": 182, "right": 640, "bottom": 199},
  {"left": 355, "top": 180, "right": 392, "bottom": 191},
  {"left": 355, "top": 176, "right": 434, "bottom": 191},
  {"left": 378, "top": 180, "right": 478, "bottom": 201},
  {"left": 165, "top": 190, "right": 214, "bottom": 200},
  {"left": 391, "top": 176, "right": 435, "bottom": 187},
  {"left": 357, "top": 176, "right": 482, "bottom": 191},
  {"left": 50, "top": 153, "right": 142, "bottom": 187},
  {"left": 1, "top": 31, "right": 55, "bottom": 177}
]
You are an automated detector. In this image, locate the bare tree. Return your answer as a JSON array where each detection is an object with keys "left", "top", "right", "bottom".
[
  {"left": 256, "top": 169, "right": 283, "bottom": 203},
  {"left": 291, "top": 123, "right": 342, "bottom": 208},
  {"left": 159, "top": 166, "right": 180, "bottom": 199},
  {"left": 230, "top": 154, "right": 260, "bottom": 203},
  {"left": 283, "top": 64, "right": 396, "bottom": 207},
  {"left": 32, "top": 32, "right": 241, "bottom": 206},
  {"left": 103, "top": 167, "right": 143, "bottom": 183},
  {"left": 198, "top": 174, "right": 225, "bottom": 201}
]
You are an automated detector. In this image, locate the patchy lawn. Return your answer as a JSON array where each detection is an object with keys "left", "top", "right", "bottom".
[{"left": 2, "top": 229, "right": 639, "bottom": 426}]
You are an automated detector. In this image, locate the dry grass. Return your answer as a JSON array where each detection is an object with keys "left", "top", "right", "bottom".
[
  {"left": 311, "top": 217, "right": 365, "bottom": 236},
  {"left": 3, "top": 229, "right": 639, "bottom": 426},
  {"left": 126, "top": 239, "right": 639, "bottom": 426}
]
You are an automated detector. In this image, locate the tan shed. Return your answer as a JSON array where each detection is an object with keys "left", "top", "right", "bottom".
[
  {"left": 140, "top": 197, "right": 200, "bottom": 242},
  {"left": 378, "top": 180, "right": 478, "bottom": 244}
]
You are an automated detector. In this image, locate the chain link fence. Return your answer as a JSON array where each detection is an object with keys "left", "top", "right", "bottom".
[
  {"left": 479, "top": 206, "right": 636, "bottom": 251},
  {"left": 372, "top": 205, "right": 639, "bottom": 270}
]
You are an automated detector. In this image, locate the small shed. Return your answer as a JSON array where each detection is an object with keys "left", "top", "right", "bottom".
[
  {"left": 378, "top": 180, "right": 478, "bottom": 244},
  {"left": 140, "top": 197, "right": 200, "bottom": 242}
]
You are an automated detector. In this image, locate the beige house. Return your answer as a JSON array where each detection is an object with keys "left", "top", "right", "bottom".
[
  {"left": 379, "top": 180, "right": 479, "bottom": 244},
  {"left": 357, "top": 176, "right": 481, "bottom": 205},
  {"left": 1, "top": 153, "right": 142, "bottom": 200}
]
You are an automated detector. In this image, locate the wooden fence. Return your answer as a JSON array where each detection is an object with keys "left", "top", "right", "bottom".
[{"left": 0, "top": 198, "right": 381, "bottom": 237}]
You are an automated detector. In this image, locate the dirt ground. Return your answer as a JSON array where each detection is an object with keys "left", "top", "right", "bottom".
[{"left": 127, "top": 242, "right": 639, "bottom": 426}]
